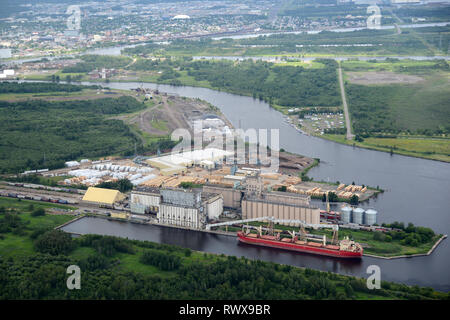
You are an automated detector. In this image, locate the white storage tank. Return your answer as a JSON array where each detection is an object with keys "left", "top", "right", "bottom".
[
  {"left": 364, "top": 208, "right": 377, "bottom": 225},
  {"left": 352, "top": 207, "right": 364, "bottom": 225},
  {"left": 341, "top": 206, "right": 352, "bottom": 224}
]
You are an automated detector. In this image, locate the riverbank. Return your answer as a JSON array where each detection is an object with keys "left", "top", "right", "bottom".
[
  {"left": 215, "top": 220, "right": 444, "bottom": 259},
  {"left": 321, "top": 134, "right": 450, "bottom": 163},
  {"left": 63, "top": 214, "right": 445, "bottom": 261},
  {"left": 14, "top": 58, "right": 450, "bottom": 165},
  {"left": 4, "top": 210, "right": 449, "bottom": 299}
]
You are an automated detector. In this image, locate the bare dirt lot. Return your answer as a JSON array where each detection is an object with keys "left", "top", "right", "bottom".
[
  {"left": 346, "top": 71, "right": 424, "bottom": 85},
  {"left": 117, "top": 91, "right": 233, "bottom": 136}
]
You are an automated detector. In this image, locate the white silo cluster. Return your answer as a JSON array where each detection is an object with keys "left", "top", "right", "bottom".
[
  {"left": 339, "top": 207, "right": 378, "bottom": 225},
  {"left": 352, "top": 208, "right": 365, "bottom": 225},
  {"left": 364, "top": 209, "right": 378, "bottom": 226},
  {"left": 340, "top": 206, "right": 352, "bottom": 224}
]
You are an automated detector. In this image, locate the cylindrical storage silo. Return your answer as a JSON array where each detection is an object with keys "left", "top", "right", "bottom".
[
  {"left": 340, "top": 206, "right": 352, "bottom": 224},
  {"left": 352, "top": 207, "right": 364, "bottom": 225},
  {"left": 364, "top": 208, "right": 377, "bottom": 225}
]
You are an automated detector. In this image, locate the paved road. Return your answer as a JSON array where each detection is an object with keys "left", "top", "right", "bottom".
[{"left": 337, "top": 66, "right": 354, "bottom": 141}]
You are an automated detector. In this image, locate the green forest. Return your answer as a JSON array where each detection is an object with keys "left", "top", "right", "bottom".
[
  {"left": 128, "top": 57, "right": 341, "bottom": 108},
  {"left": 0, "top": 95, "right": 145, "bottom": 173},
  {"left": 187, "top": 59, "right": 341, "bottom": 107},
  {"left": 0, "top": 203, "right": 447, "bottom": 300},
  {"left": 0, "top": 82, "right": 99, "bottom": 93}
]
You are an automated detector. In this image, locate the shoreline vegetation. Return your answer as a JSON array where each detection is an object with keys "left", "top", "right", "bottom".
[
  {"left": 8, "top": 74, "right": 450, "bottom": 163},
  {"left": 15, "top": 53, "right": 448, "bottom": 163},
  {"left": 320, "top": 134, "right": 450, "bottom": 163},
  {"left": 216, "top": 219, "right": 443, "bottom": 259},
  {"left": 0, "top": 198, "right": 448, "bottom": 298}
]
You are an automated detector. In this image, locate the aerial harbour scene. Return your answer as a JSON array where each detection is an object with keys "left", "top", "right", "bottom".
[{"left": 0, "top": 0, "right": 449, "bottom": 308}]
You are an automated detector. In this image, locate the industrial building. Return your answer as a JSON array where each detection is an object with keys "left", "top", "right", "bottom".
[
  {"left": 203, "top": 185, "right": 243, "bottom": 209},
  {"left": 203, "top": 170, "right": 320, "bottom": 226},
  {"left": 82, "top": 187, "right": 126, "bottom": 207},
  {"left": 130, "top": 187, "right": 223, "bottom": 229},
  {"left": 146, "top": 148, "right": 233, "bottom": 175},
  {"left": 340, "top": 206, "right": 378, "bottom": 226},
  {"left": 242, "top": 192, "right": 320, "bottom": 226},
  {"left": 130, "top": 188, "right": 160, "bottom": 214}
]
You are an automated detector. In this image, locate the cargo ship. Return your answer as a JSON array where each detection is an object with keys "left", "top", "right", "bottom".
[{"left": 237, "top": 230, "right": 363, "bottom": 259}]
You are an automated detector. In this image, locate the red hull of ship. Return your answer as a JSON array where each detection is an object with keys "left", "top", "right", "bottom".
[{"left": 237, "top": 232, "right": 363, "bottom": 259}]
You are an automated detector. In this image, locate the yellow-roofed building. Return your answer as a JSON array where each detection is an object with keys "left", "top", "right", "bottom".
[{"left": 82, "top": 187, "right": 125, "bottom": 206}]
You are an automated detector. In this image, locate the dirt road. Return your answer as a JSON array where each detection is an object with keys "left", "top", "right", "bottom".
[{"left": 338, "top": 66, "right": 354, "bottom": 141}]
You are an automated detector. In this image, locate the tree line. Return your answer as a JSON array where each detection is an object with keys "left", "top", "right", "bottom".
[
  {"left": 0, "top": 210, "right": 447, "bottom": 300},
  {"left": 0, "top": 95, "right": 145, "bottom": 173},
  {"left": 0, "top": 81, "right": 99, "bottom": 93}
]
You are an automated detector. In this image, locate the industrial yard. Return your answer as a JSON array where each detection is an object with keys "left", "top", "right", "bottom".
[
  {"left": 114, "top": 87, "right": 233, "bottom": 138},
  {"left": 2, "top": 145, "right": 381, "bottom": 232}
]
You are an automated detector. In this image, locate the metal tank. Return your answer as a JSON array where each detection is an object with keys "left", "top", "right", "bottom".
[
  {"left": 364, "top": 208, "right": 377, "bottom": 226},
  {"left": 340, "top": 206, "right": 352, "bottom": 224},
  {"left": 352, "top": 207, "right": 365, "bottom": 225}
]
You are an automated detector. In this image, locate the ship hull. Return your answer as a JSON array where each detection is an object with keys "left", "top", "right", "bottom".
[{"left": 237, "top": 232, "right": 363, "bottom": 259}]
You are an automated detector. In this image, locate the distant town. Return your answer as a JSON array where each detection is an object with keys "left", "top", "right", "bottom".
[{"left": 1, "top": 0, "right": 447, "bottom": 60}]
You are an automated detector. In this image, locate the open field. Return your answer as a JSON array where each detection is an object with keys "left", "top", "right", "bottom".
[
  {"left": 341, "top": 59, "right": 449, "bottom": 73},
  {"left": 323, "top": 134, "right": 450, "bottom": 162},
  {"left": 346, "top": 71, "right": 424, "bottom": 85},
  {"left": 340, "top": 60, "right": 450, "bottom": 161},
  {"left": 0, "top": 88, "right": 132, "bottom": 102}
]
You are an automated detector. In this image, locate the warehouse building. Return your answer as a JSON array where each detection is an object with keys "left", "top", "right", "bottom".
[{"left": 82, "top": 187, "right": 125, "bottom": 207}]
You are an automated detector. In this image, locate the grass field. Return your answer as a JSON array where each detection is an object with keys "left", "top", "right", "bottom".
[
  {"left": 323, "top": 134, "right": 450, "bottom": 162},
  {"left": 341, "top": 59, "right": 446, "bottom": 73},
  {"left": 345, "top": 71, "right": 450, "bottom": 134},
  {"left": 273, "top": 60, "right": 325, "bottom": 69},
  {"left": 0, "top": 197, "right": 76, "bottom": 257},
  {"left": 0, "top": 196, "right": 77, "bottom": 211},
  {"left": 336, "top": 60, "right": 450, "bottom": 161}
]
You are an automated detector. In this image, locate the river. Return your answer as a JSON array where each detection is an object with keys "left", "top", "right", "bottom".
[
  {"left": 54, "top": 80, "right": 450, "bottom": 291},
  {"left": 212, "top": 22, "right": 450, "bottom": 40}
]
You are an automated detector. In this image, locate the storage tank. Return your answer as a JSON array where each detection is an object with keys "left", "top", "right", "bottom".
[
  {"left": 364, "top": 208, "right": 377, "bottom": 225},
  {"left": 340, "top": 206, "right": 352, "bottom": 224},
  {"left": 352, "top": 207, "right": 364, "bottom": 225}
]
